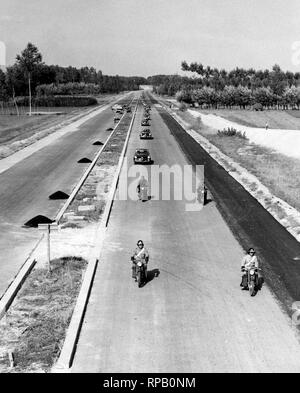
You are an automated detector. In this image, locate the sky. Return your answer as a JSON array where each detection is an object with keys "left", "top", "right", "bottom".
[{"left": 0, "top": 0, "right": 299, "bottom": 77}]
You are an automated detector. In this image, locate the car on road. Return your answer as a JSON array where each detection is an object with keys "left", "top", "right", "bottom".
[
  {"left": 139, "top": 129, "right": 153, "bottom": 139},
  {"left": 114, "top": 117, "right": 120, "bottom": 123},
  {"left": 106, "top": 127, "right": 114, "bottom": 131},
  {"left": 133, "top": 148, "right": 152, "bottom": 164},
  {"left": 112, "top": 104, "right": 123, "bottom": 111},
  {"left": 141, "top": 119, "right": 150, "bottom": 126}
]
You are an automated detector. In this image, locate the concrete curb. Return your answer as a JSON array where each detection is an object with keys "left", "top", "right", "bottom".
[
  {"left": 0, "top": 234, "right": 45, "bottom": 319},
  {"left": 0, "top": 234, "right": 45, "bottom": 320},
  {"left": 51, "top": 98, "right": 139, "bottom": 372},
  {"left": 0, "top": 258, "right": 36, "bottom": 320}
]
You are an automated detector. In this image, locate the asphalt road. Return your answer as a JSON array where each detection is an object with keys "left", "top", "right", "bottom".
[
  {"left": 71, "top": 98, "right": 300, "bottom": 373},
  {"left": 0, "top": 95, "right": 133, "bottom": 297}
]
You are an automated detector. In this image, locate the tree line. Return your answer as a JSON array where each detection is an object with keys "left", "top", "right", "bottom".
[
  {"left": 0, "top": 43, "right": 147, "bottom": 104},
  {"left": 149, "top": 62, "right": 300, "bottom": 109}
]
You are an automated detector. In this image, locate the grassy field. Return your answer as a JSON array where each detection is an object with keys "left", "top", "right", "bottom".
[
  {"left": 0, "top": 108, "right": 83, "bottom": 145},
  {"left": 199, "top": 109, "right": 300, "bottom": 130},
  {"left": 173, "top": 108, "right": 300, "bottom": 212},
  {"left": 0, "top": 257, "right": 87, "bottom": 373},
  {"left": 0, "top": 92, "right": 123, "bottom": 147}
]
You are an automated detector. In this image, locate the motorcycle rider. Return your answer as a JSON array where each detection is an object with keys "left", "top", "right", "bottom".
[
  {"left": 131, "top": 240, "right": 149, "bottom": 281},
  {"left": 240, "top": 248, "right": 259, "bottom": 289},
  {"left": 136, "top": 176, "right": 149, "bottom": 200}
]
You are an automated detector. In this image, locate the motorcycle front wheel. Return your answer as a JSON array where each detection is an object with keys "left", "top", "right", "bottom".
[
  {"left": 137, "top": 271, "right": 142, "bottom": 288},
  {"left": 249, "top": 281, "right": 255, "bottom": 296}
]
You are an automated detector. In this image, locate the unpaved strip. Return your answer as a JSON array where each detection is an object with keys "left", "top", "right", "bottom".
[{"left": 189, "top": 110, "right": 300, "bottom": 160}]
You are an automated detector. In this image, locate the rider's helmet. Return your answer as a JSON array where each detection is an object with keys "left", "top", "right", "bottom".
[
  {"left": 137, "top": 240, "right": 144, "bottom": 247},
  {"left": 248, "top": 248, "right": 255, "bottom": 255}
]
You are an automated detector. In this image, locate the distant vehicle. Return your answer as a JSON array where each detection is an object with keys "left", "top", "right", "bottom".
[
  {"left": 112, "top": 104, "right": 123, "bottom": 111},
  {"left": 116, "top": 110, "right": 123, "bottom": 114},
  {"left": 126, "top": 107, "right": 132, "bottom": 113},
  {"left": 141, "top": 119, "right": 150, "bottom": 126},
  {"left": 106, "top": 127, "right": 114, "bottom": 131},
  {"left": 114, "top": 117, "right": 120, "bottom": 123},
  {"left": 140, "top": 129, "right": 153, "bottom": 139},
  {"left": 133, "top": 148, "right": 152, "bottom": 164}
]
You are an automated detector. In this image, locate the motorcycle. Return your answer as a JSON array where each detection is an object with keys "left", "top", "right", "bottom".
[
  {"left": 137, "top": 184, "right": 148, "bottom": 202},
  {"left": 139, "top": 185, "right": 148, "bottom": 202},
  {"left": 242, "top": 267, "right": 259, "bottom": 296},
  {"left": 136, "top": 260, "right": 147, "bottom": 287}
]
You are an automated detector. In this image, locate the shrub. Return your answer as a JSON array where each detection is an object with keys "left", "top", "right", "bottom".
[
  {"left": 178, "top": 102, "right": 188, "bottom": 111},
  {"left": 36, "top": 82, "right": 101, "bottom": 96},
  {"left": 16, "top": 95, "right": 98, "bottom": 107},
  {"left": 252, "top": 103, "right": 264, "bottom": 111},
  {"left": 217, "top": 127, "right": 247, "bottom": 139}
]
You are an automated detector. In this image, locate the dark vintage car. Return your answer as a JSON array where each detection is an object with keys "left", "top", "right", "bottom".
[
  {"left": 141, "top": 119, "right": 150, "bottom": 126},
  {"left": 133, "top": 148, "right": 152, "bottom": 164},
  {"left": 139, "top": 129, "right": 153, "bottom": 139}
]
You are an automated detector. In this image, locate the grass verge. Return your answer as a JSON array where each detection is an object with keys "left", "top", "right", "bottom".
[{"left": 0, "top": 256, "right": 87, "bottom": 373}]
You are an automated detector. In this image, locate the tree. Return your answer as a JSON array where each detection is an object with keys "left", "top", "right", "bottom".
[
  {"left": 0, "top": 69, "right": 7, "bottom": 101},
  {"left": 253, "top": 87, "right": 274, "bottom": 109},
  {"left": 16, "top": 42, "right": 42, "bottom": 115},
  {"left": 235, "top": 85, "right": 252, "bottom": 108},
  {"left": 282, "top": 86, "right": 299, "bottom": 109}
]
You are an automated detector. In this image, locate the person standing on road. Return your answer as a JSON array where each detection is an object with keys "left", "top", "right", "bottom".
[
  {"left": 131, "top": 240, "right": 149, "bottom": 281},
  {"left": 265, "top": 122, "right": 269, "bottom": 130},
  {"left": 240, "top": 248, "right": 259, "bottom": 289}
]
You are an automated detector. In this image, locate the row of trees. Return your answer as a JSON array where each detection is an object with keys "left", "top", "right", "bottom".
[
  {"left": 150, "top": 62, "right": 300, "bottom": 109},
  {"left": 175, "top": 85, "right": 300, "bottom": 109},
  {"left": 181, "top": 62, "right": 300, "bottom": 95},
  {"left": 0, "top": 43, "right": 147, "bottom": 113}
]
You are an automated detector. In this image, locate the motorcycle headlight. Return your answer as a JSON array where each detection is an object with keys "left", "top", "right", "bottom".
[
  {"left": 137, "top": 261, "right": 142, "bottom": 267},
  {"left": 250, "top": 269, "right": 255, "bottom": 275}
]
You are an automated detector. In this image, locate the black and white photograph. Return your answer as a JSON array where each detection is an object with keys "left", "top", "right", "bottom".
[{"left": 0, "top": 0, "right": 300, "bottom": 378}]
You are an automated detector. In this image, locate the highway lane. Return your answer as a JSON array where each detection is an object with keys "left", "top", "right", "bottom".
[
  {"left": 152, "top": 98, "right": 300, "bottom": 310},
  {"left": 0, "top": 94, "right": 134, "bottom": 297},
  {"left": 71, "top": 101, "right": 300, "bottom": 372}
]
